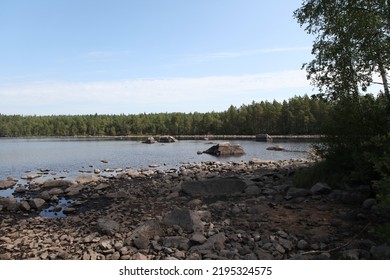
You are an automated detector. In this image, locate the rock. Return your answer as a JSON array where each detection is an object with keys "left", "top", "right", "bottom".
[
  {"left": 0, "top": 179, "right": 17, "bottom": 189},
  {"left": 133, "top": 235, "right": 150, "bottom": 250},
  {"left": 75, "top": 174, "right": 100, "bottom": 185},
  {"left": 65, "top": 184, "right": 86, "bottom": 196},
  {"left": 163, "top": 208, "right": 203, "bottom": 233},
  {"left": 362, "top": 198, "right": 377, "bottom": 210},
  {"left": 203, "top": 142, "right": 245, "bottom": 156},
  {"left": 29, "top": 198, "right": 46, "bottom": 209},
  {"left": 21, "top": 173, "right": 41, "bottom": 180},
  {"left": 14, "top": 186, "right": 26, "bottom": 193},
  {"left": 132, "top": 252, "right": 148, "bottom": 260},
  {"left": 0, "top": 198, "right": 18, "bottom": 211},
  {"left": 131, "top": 220, "right": 165, "bottom": 240},
  {"left": 19, "top": 200, "right": 31, "bottom": 211},
  {"left": 370, "top": 245, "right": 390, "bottom": 259},
  {"left": 310, "top": 182, "right": 332, "bottom": 195},
  {"left": 266, "top": 145, "right": 285, "bottom": 151},
  {"left": 158, "top": 135, "right": 177, "bottom": 143},
  {"left": 127, "top": 169, "right": 141, "bottom": 178},
  {"left": 161, "top": 236, "right": 190, "bottom": 250},
  {"left": 96, "top": 217, "right": 119, "bottom": 236},
  {"left": 190, "top": 232, "right": 226, "bottom": 252},
  {"left": 181, "top": 178, "right": 248, "bottom": 197},
  {"left": 142, "top": 136, "right": 156, "bottom": 144},
  {"left": 285, "top": 187, "right": 310, "bottom": 200},
  {"left": 42, "top": 179, "right": 74, "bottom": 188},
  {"left": 278, "top": 238, "right": 293, "bottom": 251},
  {"left": 297, "top": 240, "right": 309, "bottom": 250},
  {"left": 191, "top": 232, "right": 207, "bottom": 244},
  {"left": 63, "top": 207, "right": 76, "bottom": 214},
  {"left": 244, "top": 184, "right": 261, "bottom": 195},
  {"left": 0, "top": 253, "right": 11, "bottom": 260}
]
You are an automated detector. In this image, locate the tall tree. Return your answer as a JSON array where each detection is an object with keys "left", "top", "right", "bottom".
[{"left": 294, "top": 0, "right": 390, "bottom": 101}]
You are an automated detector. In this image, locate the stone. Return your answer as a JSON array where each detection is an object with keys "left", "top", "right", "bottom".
[
  {"left": 203, "top": 142, "right": 245, "bottom": 156},
  {"left": 132, "top": 252, "right": 148, "bottom": 260},
  {"left": 65, "top": 184, "right": 85, "bottom": 196},
  {"left": 191, "top": 232, "right": 207, "bottom": 244},
  {"left": 19, "top": 200, "right": 31, "bottom": 212},
  {"left": 181, "top": 178, "right": 248, "bottom": 197},
  {"left": 29, "top": 198, "right": 46, "bottom": 209},
  {"left": 362, "top": 198, "right": 377, "bottom": 210},
  {"left": 0, "top": 198, "right": 18, "bottom": 211},
  {"left": 0, "top": 179, "right": 17, "bottom": 189},
  {"left": 133, "top": 235, "right": 150, "bottom": 250},
  {"left": 297, "top": 240, "right": 309, "bottom": 250},
  {"left": 161, "top": 236, "right": 190, "bottom": 250},
  {"left": 163, "top": 208, "right": 203, "bottom": 233},
  {"left": 310, "top": 182, "right": 332, "bottom": 195},
  {"left": 96, "top": 217, "right": 120, "bottom": 236},
  {"left": 190, "top": 232, "right": 226, "bottom": 252},
  {"left": 42, "top": 179, "right": 74, "bottom": 188},
  {"left": 278, "top": 238, "right": 293, "bottom": 251},
  {"left": 266, "top": 145, "right": 285, "bottom": 151},
  {"left": 131, "top": 220, "right": 165, "bottom": 240},
  {"left": 63, "top": 207, "right": 76, "bottom": 214},
  {"left": 285, "top": 187, "right": 310, "bottom": 200},
  {"left": 370, "top": 245, "right": 390, "bottom": 259},
  {"left": 21, "top": 173, "right": 41, "bottom": 180},
  {"left": 75, "top": 174, "right": 100, "bottom": 185}
]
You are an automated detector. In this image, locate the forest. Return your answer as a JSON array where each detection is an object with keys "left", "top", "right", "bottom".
[{"left": 0, "top": 95, "right": 331, "bottom": 137}]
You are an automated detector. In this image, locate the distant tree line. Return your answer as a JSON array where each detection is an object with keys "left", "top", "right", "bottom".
[{"left": 0, "top": 95, "right": 331, "bottom": 137}]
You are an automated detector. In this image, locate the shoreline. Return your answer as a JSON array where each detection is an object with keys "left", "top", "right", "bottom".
[
  {"left": 0, "top": 158, "right": 386, "bottom": 260},
  {"left": 0, "top": 134, "right": 322, "bottom": 141}
]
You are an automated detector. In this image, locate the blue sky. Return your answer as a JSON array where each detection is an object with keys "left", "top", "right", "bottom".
[{"left": 0, "top": 0, "right": 316, "bottom": 115}]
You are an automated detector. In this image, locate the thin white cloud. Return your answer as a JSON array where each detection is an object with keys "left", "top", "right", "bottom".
[
  {"left": 0, "top": 70, "right": 311, "bottom": 114},
  {"left": 183, "top": 46, "right": 311, "bottom": 62}
]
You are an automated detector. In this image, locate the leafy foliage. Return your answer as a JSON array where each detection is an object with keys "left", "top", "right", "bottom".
[{"left": 0, "top": 95, "right": 330, "bottom": 137}]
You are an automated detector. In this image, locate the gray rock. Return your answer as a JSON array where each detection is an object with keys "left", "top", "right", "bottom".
[
  {"left": 75, "top": 174, "right": 100, "bottom": 185},
  {"left": 285, "top": 187, "right": 310, "bottom": 200},
  {"left": 163, "top": 208, "right": 203, "bottom": 233},
  {"left": 29, "top": 198, "right": 46, "bottom": 209},
  {"left": 362, "top": 198, "right": 377, "bottom": 210},
  {"left": 42, "top": 179, "right": 74, "bottom": 188},
  {"left": 131, "top": 219, "right": 165, "bottom": 240},
  {"left": 370, "top": 245, "right": 390, "bottom": 259},
  {"left": 133, "top": 235, "right": 150, "bottom": 250},
  {"left": 96, "top": 217, "right": 119, "bottom": 236},
  {"left": 297, "top": 240, "right": 309, "bottom": 250},
  {"left": 161, "top": 236, "right": 190, "bottom": 250},
  {"left": 191, "top": 232, "right": 207, "bottom": 244},
  {"left": 19, "top": 200, "right": 31, "bottom": 211},
  {"left": 0, "top": 198, "right": 18, "bottom": 211},
  {"left": 132, "top": 252, "right": 148, "bottom": 260},
  {"left": 181, "top": 178, "right": 248, "bottom": 197},
  {"left": 21, "top": 173, "right": 41, "bottom": 180},
  {"left": 190, "top": 232, "right": 226, "bottom": 252},
  {"left": 310, "top": 182, "right": 332, "bottom": 195},
  {"left": 278, "top": 238, "right": 293, "bottom": 251},
  {"left": 203, "top": 142, "right": 245, "bottom": 156},
  {"left": 0, "top": 179, "right": 17, "bottom": 190},
  {"left": 244, "top": 184, "right": 261, "bottom": 195}
]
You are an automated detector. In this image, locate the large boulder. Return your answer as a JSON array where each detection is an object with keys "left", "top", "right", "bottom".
[
  {"left": 203, "top": 142, "right": 245, "bottom": 156},
  {"left": 181, "top": 177, "right": 248, "bottom": 197}
]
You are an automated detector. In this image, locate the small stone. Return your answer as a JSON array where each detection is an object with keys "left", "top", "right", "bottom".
[
  {"left": 29, "top": 198, "right": 46, "bottom": 209},
  {"left": 132, "top": 252, "right": 148, "bottom": 260},
  {"left": 133, "top": 236, "right": 149, "bottom": 250},
  {"left": 297, "top": 240, "right": 309, "bottom": 250}
]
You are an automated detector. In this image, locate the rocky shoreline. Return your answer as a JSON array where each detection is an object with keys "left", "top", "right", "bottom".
[{"left": 0, "top": 158, "right": 389, "bottom": 260}]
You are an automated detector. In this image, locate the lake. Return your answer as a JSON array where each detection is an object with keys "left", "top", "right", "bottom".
[{"left": 0, "top": 137, "right": 313, "bottom": 184}]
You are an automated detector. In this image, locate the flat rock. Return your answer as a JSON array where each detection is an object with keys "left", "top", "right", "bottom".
[
  {"left": 181, "top": 178, "right": 248, "bottom": 197},
  {"left": 75, "top": 174, "right": 101, "bottom": 185},
  {"left": 163, "top": 208, "right": 203, "bottom": 233},
  {"left": 0, "top": 198, "right": 18, "bottom": 211},
  {"left": 21, "top": 173, "right": 41, "bottom": 180},
  {"left": 42, "top": 179, "right": 74, "bottom": 188},
  {"left": 0, "top": 179, "right": 17, "bottom": 190},
  {"left": 285, "top": 187, "right": 310, "bottom": 200},
  {"left": 203, "top": 142, "right": 245, "bottom": 156}
]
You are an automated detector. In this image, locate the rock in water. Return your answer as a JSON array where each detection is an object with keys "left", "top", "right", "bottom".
[{"left": 203, "top": 142, "right": 245, "bottom": 156}]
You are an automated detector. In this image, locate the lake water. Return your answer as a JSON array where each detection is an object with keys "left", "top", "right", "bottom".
[{"left": 0, "top": 137, "right": 313, "bottom": 184}]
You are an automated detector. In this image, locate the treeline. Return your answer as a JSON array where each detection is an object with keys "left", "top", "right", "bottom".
[{"left": 0, "top": 95, "right": 331, "bottom": 137}]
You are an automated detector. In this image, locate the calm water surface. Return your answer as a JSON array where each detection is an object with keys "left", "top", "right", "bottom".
[{"left": 0, "top": 138, "right": 313, "bottom": 182}]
